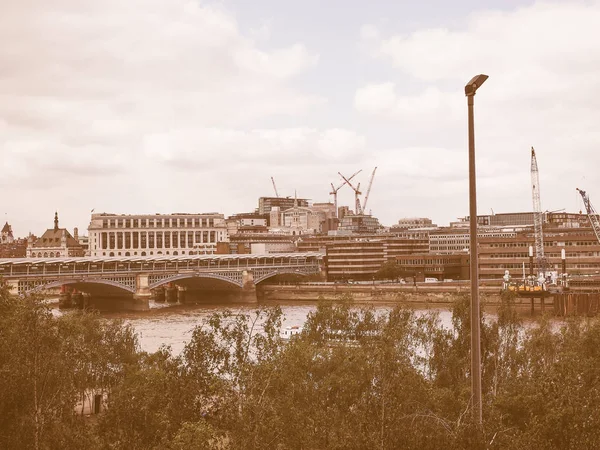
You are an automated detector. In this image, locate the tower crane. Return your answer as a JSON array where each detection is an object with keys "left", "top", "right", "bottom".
[
  {"left": 338, "top": 172, "right": 362, "bottom": 215},
  {"left": 361, "top": 167, "right": 378, "bottom": 215},
  {"left": 530, "top": 147, "right": 547, "bottom": 276},
  {"left": 330, "top": 170, "right": 362, "bottom": 218},
  {"left": 576, "top": 188, "right": 600, "bottom": 244},
  {"left": 271, "top": 177, "right": 279, "bottom": 198}
]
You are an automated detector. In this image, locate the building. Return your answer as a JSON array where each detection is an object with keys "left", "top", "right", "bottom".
[
  {"left": 478, "top": 226, "right": 600, "bottom": 279},
  {"left": 429, "top": 227, "right": 520, "bottom": 254},
  {"left": 227, "top": 233, "right": 297, "bottom": 254},
  {"left": 87, "top": 212, "right": 228, "bottom": 257},
  {"left": 392, "top": 218, "right": 435, "bottom": 231},
  {"left": 0, "top": 238, "right": 27, "bottom": 258},
  {"left": 27, "top": 213, "right": 85, "bottom": 258},
  {"left": 338, "top": 214, "right": 381, "bottom": 234},
  {"left": 1, "top": 222, "right": 14, "bottom": 244},
  {"left": 311, "top": 202, "right": 336, "bottom": 219},
  {"left": 455, "top": 211, "right": 587, "bottom": 228},
  {"left": 298, "top": 234, "right": 429, "bottom": 281},
  {"left": 395, "top": 254, "right": 470, "bottom": 281},
  {"left": 338, "top": 206, "right": 351, "bottom": 220},
  {"left": 281, "top": 198, "right": 326, "bottom": 235},
  {"left": 226, "top": 213, "right": 269, "bottom": 236},
  {"left": 258, "top": 196, "right": 309, "bottom": 215},
  {"left": 326, "top": 240, "right": 385, "bottom": 281}
]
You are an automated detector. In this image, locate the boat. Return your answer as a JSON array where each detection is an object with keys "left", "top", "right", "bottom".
[{"left": 280, "top": 325, "right": 303, "bottom": 340}]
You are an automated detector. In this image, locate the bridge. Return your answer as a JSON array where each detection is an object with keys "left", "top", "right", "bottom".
[{"left": 0, "top": 252, "right": 324, "bottom": 310}]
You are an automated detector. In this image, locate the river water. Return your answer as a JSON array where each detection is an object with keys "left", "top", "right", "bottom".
[{"left": 99, "top": 300, "right": 456, "bottom": 354}]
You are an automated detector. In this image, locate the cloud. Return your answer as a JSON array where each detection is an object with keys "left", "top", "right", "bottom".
[
  {"left": 143, "top": 127, "right": 366, "bottom": 168},
  {"left": 357, "top": 1, "right": 600, "bottom": 222},
  {"left": 0, "top": 0, "right": 330, "bottom": 233}
]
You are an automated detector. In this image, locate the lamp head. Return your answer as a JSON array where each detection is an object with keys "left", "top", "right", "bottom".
[{"left": 465, "top": 74, "right": 489, "bottom": 96}]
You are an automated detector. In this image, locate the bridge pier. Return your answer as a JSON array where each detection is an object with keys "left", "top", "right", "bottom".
[
  {"left": 240, "top": 270, "right": 257, "bottom": 303},
  {"left": 132, "top": 274, "right": 151, "bottom": 311}
]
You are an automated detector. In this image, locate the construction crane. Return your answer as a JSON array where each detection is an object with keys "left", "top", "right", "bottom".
[
  {"left": 530, "top": 147, "right": 547, "bottom": 276},
  {"left": 271, "top": 177, "right": 279, "bottom": 198},
  {"left": 361, "top": 167, "right": 378, "bottom": 215},
  {"left": 338, "top": 172, "right": 362, "bottom": 215},
  {"left": 330, "top": 170, "right": 361, "bottom": 218},
  {"left": 576, "top": 188, "right": 600, "bottom": 244}
]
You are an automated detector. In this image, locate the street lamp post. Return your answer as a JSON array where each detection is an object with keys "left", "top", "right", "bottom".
[{"left": 465, "top": 74, "right": 488, "bottom": 425}]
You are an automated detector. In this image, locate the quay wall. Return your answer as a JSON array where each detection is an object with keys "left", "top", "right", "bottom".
[{"left": 259, "top": 284, "right": 514, "bottom": 305}]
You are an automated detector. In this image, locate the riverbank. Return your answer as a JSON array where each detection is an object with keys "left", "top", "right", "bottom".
[{"left": 259, "top": 283, "right": 532, "bottom": 307}]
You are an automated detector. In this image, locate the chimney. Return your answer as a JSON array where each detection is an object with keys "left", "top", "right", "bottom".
[{"left": 74, "top": 227, "right": 79, "bottom": 241}]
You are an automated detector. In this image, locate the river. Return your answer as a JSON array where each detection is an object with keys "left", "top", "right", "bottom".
[{"left": 99, "top": 300, "right": 456, "bottom": 354}]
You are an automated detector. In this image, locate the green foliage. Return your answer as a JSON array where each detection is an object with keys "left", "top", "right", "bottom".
[
  {"left": 0, "top": 281, "right": 138, "bottom": 450},
  {"left": 374, "top": 260, "right": 402, "bottom": 281},
  {"left": 5, "top": 279, "right": 600, "bottom": 449}
]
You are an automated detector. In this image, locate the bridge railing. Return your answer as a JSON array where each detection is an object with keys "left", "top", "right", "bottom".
[{"left": 0, "top": 256, "right": 322, "bottom": 279}]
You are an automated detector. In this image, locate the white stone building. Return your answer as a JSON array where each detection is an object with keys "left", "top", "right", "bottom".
[{"left": 87, "top": 212, "right": 228, "bottom": 257}]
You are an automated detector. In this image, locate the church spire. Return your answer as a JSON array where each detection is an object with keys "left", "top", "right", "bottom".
[
  {"left": 54, "top": 211, "right": 59, "bottom": 231},
  {"left": 293, "top": 190, "right": 298, "bottom": 208}
]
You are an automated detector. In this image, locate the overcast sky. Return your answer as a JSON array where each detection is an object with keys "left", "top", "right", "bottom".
[{"left": 2, "top": 0, "right": 600, "bottom": 236}]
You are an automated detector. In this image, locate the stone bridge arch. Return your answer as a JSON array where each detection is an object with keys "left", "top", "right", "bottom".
[
  {"left": 253, "top": 268, "right": 314, "bottom": 284},
  {"left": 148, "top": 272, "right": 243, "bottom": 289},
  {"left": 27, "top": 278, "right": 136, "bottom": 295}
]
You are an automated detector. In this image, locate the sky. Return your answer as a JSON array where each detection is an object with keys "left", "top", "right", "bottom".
[{"left": 2, "top": 0, "right": 600, "bottom": 236}]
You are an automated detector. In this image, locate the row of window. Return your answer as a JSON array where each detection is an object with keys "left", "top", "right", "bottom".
[
  {"left": 100, "top": 217, "right": 222, "bottom": 229},
  {"left": 486, "top": 241, "right": 598, "bottom": 248},
  {"left": 101, "top": 249, "right": 215, "bottom": 257},
  {"left": 30, "top": 252, "right": 61, "bottom": 258},
  {"left": 99, "top": 231, "right": 220, "bottom": 250},
  {"left": 398, "top": 258, "right": 462, "bottom": 265}
]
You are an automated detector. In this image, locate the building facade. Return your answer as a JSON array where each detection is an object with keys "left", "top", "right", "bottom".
[
  {"left": 395, "top": 254, "right": 470, "bottom": 281},
  {"left": 326, "top": 240, "right": 386, "bottom": 281},
  {"left": 478, "top": 226, "right": 600, "bottom": 279},
  {"left": 1, "top": 222, "right": 14, "bottom": 244},
  {"left": 338, "top": 214, "right": 380, "bottom": 234},
  {"left": 27, "top": 213, "right": 85, "bottom": 258},
  {"left": 258, "top": 197, "right": 309, "bottom": 215},
  {"left": 429, "top": 227, "right": 519, "bottom": 254},
  {"left": 392, "top": 217, "right": 435, "bottom": 231},
  {"left": 87, "top": 212, "right": 228, "bottom": 257}
]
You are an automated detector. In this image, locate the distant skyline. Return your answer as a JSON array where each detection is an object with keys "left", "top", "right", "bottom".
[{"left": 2, "top": 0, "right": 599, "bottom": 236}]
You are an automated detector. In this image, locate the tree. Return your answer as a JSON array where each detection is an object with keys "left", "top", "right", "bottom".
[{"left": 375, "top": 260, "right": 402, "bottom": 281}]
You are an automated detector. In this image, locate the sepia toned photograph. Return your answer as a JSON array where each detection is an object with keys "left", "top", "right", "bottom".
[{"left": 1, "top": 0, "right": 600, "bottom": 448}]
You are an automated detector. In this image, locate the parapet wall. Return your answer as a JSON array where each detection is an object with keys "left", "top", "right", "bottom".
[{"left": 259, "top": 284, "right": 512, "bottom": 305}]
